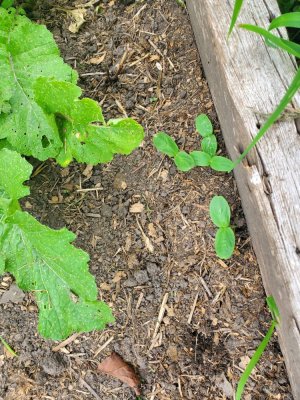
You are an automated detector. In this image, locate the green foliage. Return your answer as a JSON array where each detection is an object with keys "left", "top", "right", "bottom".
[
  {"left": 228, "top": 0, "right": 244, "bottom": 36},
  {"left": 228, "top": 3, "right": 300, "bottom": 169},
  {"left": 236, "top": 296, "right": 280, "bottom": 399},
  {"left": 174, "top": 151, "right": 195, "bottom": 171},
  {"left": 0, "top": 9, "right": 144, "bottom": 165},
  {"left": 240, "top": 24, "right": 300, "bottom": 57},
  {"left": 0, "top": 7, "right": 143, "bottom": 340},
  {"left": 153, "top": 114, "right": 233, "bottom": 173},
  {"left": 153, "top": 132, "right": 179, "bottom": 157},
  {"left": 209, "top": 196, "right": 235, "bottom": 259},
  {"left": 0, "top": 0, "right": 14, "bottom": 9},
  {"left": 0, "top": 149, "right": 114, "bottom": 339},
  {"left": 195, "top": 114, "right": 213, "bottom": 137},
  {"left": 269, "top": 12, "right": 300, "bottom": 30},
  {"left": 233, "top": 57, "right": 300, "bottom": 169}
]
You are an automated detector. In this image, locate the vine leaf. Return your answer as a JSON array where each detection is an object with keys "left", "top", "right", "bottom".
[
  {"left": 0, "top": 8, "right": 78, "bottom": 160},
  {"left": 0, "top": 148, "right": 32, "bottom": 199},
  {"left": 0, "top": 149, "right": 114, "bottom": 339},
  {"left": 34, "top": 78, "right": 144, "bottom": 166},
  {"left": 3, "top": 211, "right": 114, "bottom": 339}
]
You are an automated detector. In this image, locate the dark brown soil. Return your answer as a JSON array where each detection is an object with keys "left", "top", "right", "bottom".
[{"left": 0, "top": 1, "right": 292, "bottom": 399}]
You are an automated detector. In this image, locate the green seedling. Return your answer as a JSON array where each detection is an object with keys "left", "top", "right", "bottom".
[
  {"left": 0, "top": 336, "right": 17, "bottom": 357},
  {"left": 0, "top": 7, "right": 144, "bottom": 340},
  {"left": 209, "top": 196, "right": 235, "bottom": 259},
  {"left": 153, "top": 114, "right": 234, "bottom": 172},
  {"left": 236, "top": 296, "right": 280, "bottom": 399}
]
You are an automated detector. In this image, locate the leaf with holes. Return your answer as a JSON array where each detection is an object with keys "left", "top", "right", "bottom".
[
  {"left": 0, "top": 7, "right": 77, "bottom": 160},
  {"left": 0, "top": 148, "right": 114, "bottom": 339},
  {"left": 2, "top": 211, "right": 114, "bottom": 339},
  {"left": 34, "top": 78, "right": 144, "bottom": 166}
]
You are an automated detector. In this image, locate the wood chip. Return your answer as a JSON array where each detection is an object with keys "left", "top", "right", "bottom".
[{"left": 130, "top": 202, "right": 145, "bottom": 213}]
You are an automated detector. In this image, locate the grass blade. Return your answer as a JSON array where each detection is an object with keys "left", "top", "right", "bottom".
[
  {"left": 0, "top": 335, "right": 18, "bottom": 357},
  {"left": 240, "top": 24, "right": 300, "bottom": 58},
  {"left": 269, "top": 12, "right": 300, "bottom": 30},
  {"left": 236, "top": 320, "right": 276, "bottom": 400},
  {"left": 233, "top": 67, "right": 300, "bottom": 168},
  {"left": 228, "top": 0, "right": 245, "bottom": 37}
]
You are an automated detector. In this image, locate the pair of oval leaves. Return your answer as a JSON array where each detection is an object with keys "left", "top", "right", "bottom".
[
  {"left": 153, "top": 114, "right": 234, "bottom": 172},
  {"left": 209, "top": 196, "right": 235, "bottom": 259}
]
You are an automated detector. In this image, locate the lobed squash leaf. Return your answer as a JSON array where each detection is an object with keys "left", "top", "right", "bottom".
[
  {"left": 0, "top": 149, "right": 114, "bottom": 339},
  {"left": 0, "top": 8, "right": 78, "bottom": 160},
  {"left": 34, "top": 78, "right": 144, "bottom": 166}
]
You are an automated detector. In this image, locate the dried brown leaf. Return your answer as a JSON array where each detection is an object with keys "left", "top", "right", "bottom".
[{"left": 98, "top": 352, "right": 141, "bottom": 395}]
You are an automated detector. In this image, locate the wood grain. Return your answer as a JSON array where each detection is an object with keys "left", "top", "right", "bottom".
[{"left": 186, "top": 0, "right": 300, "bottom": 397}]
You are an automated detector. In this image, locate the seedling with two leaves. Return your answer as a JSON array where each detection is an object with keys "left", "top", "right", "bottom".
[
  {"left": 209, "top": 196, "right": 235, "bottom": 259},
  {"left": 153, "top": 114, "right": 234, "bottom": 173}
]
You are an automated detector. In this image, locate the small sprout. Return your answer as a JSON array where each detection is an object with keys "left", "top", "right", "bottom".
[
  {"left": 153, "top": 132, "right": 179, "bottom": 157},
  {"left": 209, "top": 156, "right": 234, "bottom": 172},
  {"left": 195, "top": 114, "right": 213, "bottom": 137},
  {"left": 174, "top": 151, "right": 195, "bottom": 171},
  {"left": 209, "top": 196, "right": 235, "bottom": 259},
  {"left": 190, "top": 150, "right": 211, "bottom": 167},
  {"left": 201, "top": 134, "right": 217, "bottom": 156},
  {"left": 153, "top": 114, "right": 233, "bottom": 173}
]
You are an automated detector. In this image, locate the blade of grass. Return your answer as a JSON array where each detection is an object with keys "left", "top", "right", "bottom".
[
  {"left": 236, "top": 320, "right": 276, "bottom": 400},
  {"left": 269, "top": 12, "right": 300, "bottom": 30},
  {"left": 232, "top": 67, "right": 300, "bottom": 169},
  {"left": 0, "top": 335, "right": 17, "bottom": 357},
  {"left": 228, "top": 0, "right": 245, "bottom": 37},
  {"left": 240, "top": 24, "right": 300, "bottom": 58}
]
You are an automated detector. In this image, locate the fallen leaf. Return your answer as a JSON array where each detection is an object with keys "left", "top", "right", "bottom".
[
  {"left": 67, "top": 8, "right": 87, "bottom": 33},
  {"left": 98, "top": 352, "right": 141, "bottom": 395},
  {"left": 88, "top": 52, "right": 106, "bottom": 65},
  {"left": 130, "top": 203, "right": 144, "bottom": 213}
]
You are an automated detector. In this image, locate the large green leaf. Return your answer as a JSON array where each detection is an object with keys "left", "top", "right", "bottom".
[
  {"left": 34, "top": 78, "right": 144, "bottom": 166},
  {"left": 3, "top": 211, "right": 114, "bottom": 339},
  {"left": 0, "top": 148, "right": 32, "bottom": 199},
  {"left": 0, "top": 148, "right": 114, "bottom": 339},
  {"left": 0, "top": 8, "right": 78, "bottom": 160}
]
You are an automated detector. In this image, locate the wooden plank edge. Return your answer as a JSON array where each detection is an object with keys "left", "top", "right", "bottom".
[{"left": 186, "top": 0, "right": 300, "bottom": 398}]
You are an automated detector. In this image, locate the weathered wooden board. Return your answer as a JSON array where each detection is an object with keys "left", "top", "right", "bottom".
[{"left": 186, "top": 0, "right": 300, "bottom": 397}]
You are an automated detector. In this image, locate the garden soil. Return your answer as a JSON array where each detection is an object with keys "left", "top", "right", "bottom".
[{"left": 0, "top": 1, "right": 293, "bottom": 399}]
